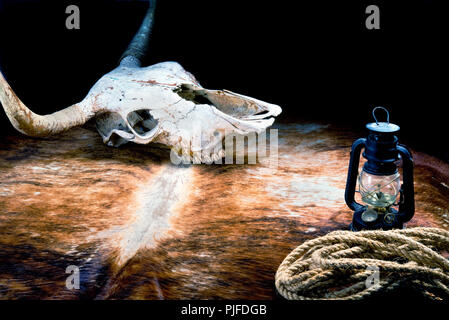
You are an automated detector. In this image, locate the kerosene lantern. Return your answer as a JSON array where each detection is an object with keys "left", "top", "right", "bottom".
[{"left": 345, "top": 107, "right": 414, "bottom": 231}]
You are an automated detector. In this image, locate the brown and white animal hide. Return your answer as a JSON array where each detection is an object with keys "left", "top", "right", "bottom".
[{"left": 0, "top": 122, "right": 448, "bottom": 299}]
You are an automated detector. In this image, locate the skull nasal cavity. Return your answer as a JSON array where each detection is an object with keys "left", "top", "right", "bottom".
[
  {"left": 127, "top": 110, "right": 158, "bottom": 135},
  {"left": 173, "top": 84, "right": 212, "bottom": 105}
]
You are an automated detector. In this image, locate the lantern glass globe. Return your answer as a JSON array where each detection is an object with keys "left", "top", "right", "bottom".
[{"left": 358, "top": 171, "right": 401, "bottom": 209}]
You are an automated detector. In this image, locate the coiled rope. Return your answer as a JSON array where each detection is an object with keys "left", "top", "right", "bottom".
[{"left": 275, "top": 227, "right": 449, "bottom": 300}]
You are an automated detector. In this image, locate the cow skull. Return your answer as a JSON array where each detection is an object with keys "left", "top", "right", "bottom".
[{"left": 0, "top": 1, "right": 281, "bottom": 164}]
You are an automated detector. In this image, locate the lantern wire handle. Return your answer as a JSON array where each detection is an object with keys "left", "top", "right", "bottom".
[{"left": 372, "top": 106, "right": 390, "bottom": 125}]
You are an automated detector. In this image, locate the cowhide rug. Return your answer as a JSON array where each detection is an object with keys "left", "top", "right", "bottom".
[{"left": 0, "top": 121, "right": 448, "bottom": 299}]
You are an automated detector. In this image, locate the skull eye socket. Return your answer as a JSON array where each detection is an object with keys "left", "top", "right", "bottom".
[{"left": 126, "top": 109, "right": 158, "bottom": 136}]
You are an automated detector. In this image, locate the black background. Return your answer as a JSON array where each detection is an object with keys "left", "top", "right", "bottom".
[{"left": 0, "top": 0, "right": 448, "bottom": 160}]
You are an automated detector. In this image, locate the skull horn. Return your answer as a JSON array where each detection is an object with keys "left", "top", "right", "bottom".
[
  {"left": 0, "top": 70, "right": 91, "bottom": 137},
  {"left": 0, "top": 0, "right": 158, "bottom": 137},
  {"left": 120, "top": 0, "right": 157, "bottom": 67},
  {"left": 0, "top": 0, "right": 157, "bottom": 137}
]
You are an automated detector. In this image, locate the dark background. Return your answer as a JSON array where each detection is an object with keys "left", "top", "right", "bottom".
[{"left": 0, "top": 0, "right": 448, "bottom": 160}]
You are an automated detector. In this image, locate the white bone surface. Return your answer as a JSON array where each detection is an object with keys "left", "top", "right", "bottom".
[{"left": 77, "top": 61, "right": 281, "bottom": 162}]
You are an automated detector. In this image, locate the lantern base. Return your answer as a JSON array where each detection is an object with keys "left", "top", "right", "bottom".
[{"left": 350, "top": 207, "right": 404, "bottom": 231}]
